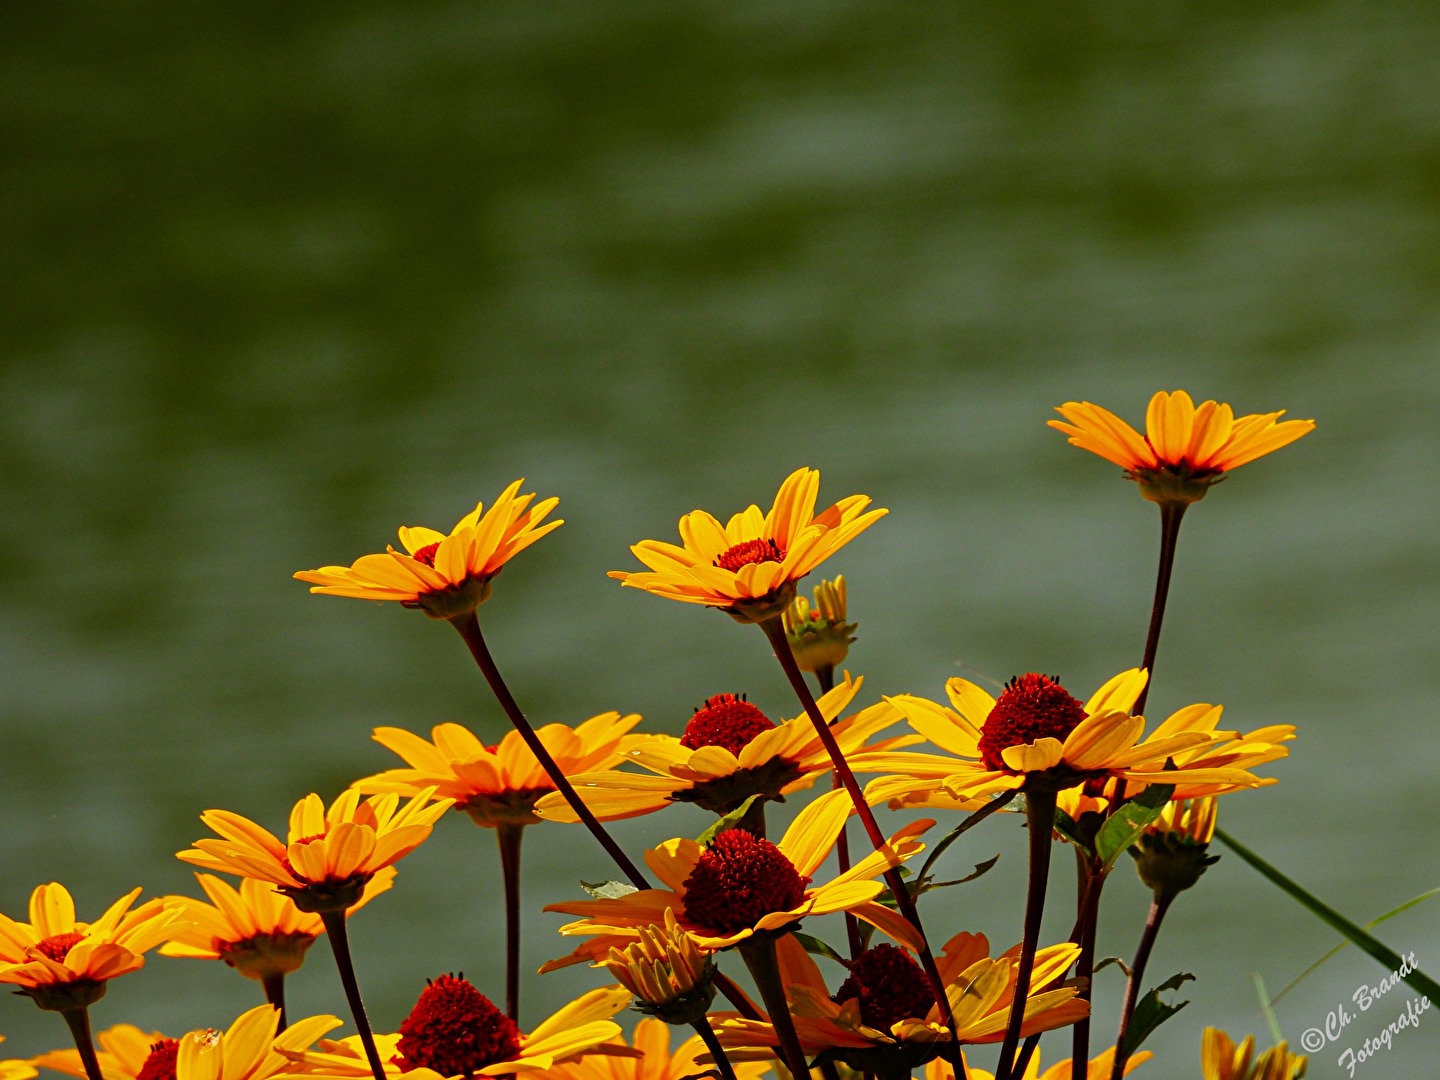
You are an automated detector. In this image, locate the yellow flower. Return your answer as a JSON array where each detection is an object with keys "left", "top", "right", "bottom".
[
  {"left": 176, "top": 1005, "right": 342, "bottom": 1080},
  {"left": 597, "top": 908, "right": 715, "bottom": 1025},
  {"left": 178, "top": 790, "right": 452, "bottom": 913},
  {"left": 1201, "top": 1028, "right": 1307, "bottom": 1080},
  {"left": 783, "top": 576, "right": 858, "bottom": 673},
  {"left": 158, "top": 871, "right": 395, "bottom": 981},
  {"left": 353, "top": 713, "right": 642, "bottom": 828},
  {"left": 273, "top": 981, "right": 632, "bottom": 1078},
  {"left": 0, "top": 1039, "right": 36, "bottom": 1080},
  {"left": 31, "top": 1024, "right": 170, "bottom": 1080},
  {"left": 715, "top": 932, "right": 1088, "bottom": 1071},
  {"left": 926, "top": 1044, "right": 1152, "bottom": 1080},
  {"left": 0, "top": 884, "right": 178, "bottom": 1009},
  {"left": 545, "top": 1018, "right": 768, "bottom": 1080},
  {"left": 1049, "top": 391, "right": 1314, "bottom": 505},
  {"left": 294, "top": 480, "right": 563, "bottom": 619},
  {"left": 609, "top": 467, "right": 886, "bottom": 623},
  {"left": 535, "top": 675, "right": 910, "bottom": 822},
  {"left": 545, "top": 789, "right": 929, "bottom": 961},
  {"left": 858, "top": 669, "right": 1287, "bottom": 801}
]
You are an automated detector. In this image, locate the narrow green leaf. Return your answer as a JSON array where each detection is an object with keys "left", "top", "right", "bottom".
[
  {"left": 1252, "top": 973, "right": 1284, "bottom": 1045},
  {"left": 1095, "top": 784, "right": 1174, "bottom": 868},
  {"left": 1118, "top": 971, "right": 1194, "bottom": 1059},
  {"left": 696, "top": 794, "right": 763, "bottom": 847},
  {"left": 915, "top": 789, "right": 1017, "bottom": 883},
  {"left": 1216, "top": 828, "right": 1440, "bottom": 1001},
  {"left": 1092, "top": 956, "right": 1131, "bottom": 978},
  {"left": 793, "top": 932, "right": 847, "bottom": 966},
  {"left": 922, "top": 855, "right": 1000, "bottom": 892},
  {"left": 1051, "top": 807, "right": 1091, "bottom": 854},
  {"left": 580, "top": 879, "right": 638, "bottom": 899}
]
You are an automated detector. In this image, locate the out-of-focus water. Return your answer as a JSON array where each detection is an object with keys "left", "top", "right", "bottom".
[{"left": 3, "top": 4, "right": 1438, "bottom": 1077}]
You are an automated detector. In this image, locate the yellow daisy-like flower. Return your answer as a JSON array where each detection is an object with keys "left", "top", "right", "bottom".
[
  {"left": 353, "top": 713, "right": 643, "bottom": 828},
  {"left": 858, "top": 669, "right": 1287, "bottom": 801},
  {"left": 535, "top": 675, "right": 910, "bottom": 822},
  {"left": 294, "top": 480, "right": 563, "bottom": 620},
  {"left": 546, "top": 1018, "right": 768, "bottom": 1080},
  {"left": 178, "top": 790, "right": 453, "bottom": 913},
  {"left": 926, "top": 1045, "right": 1152, "bottom": 1080},
  {"left": 273, "top": 981, "right": 632, "bottom": 1079},
  {"left": 1201, "top": 1027, "right": 1307, "bottom": 1080},
  {"left": 176, "top": 1005, "right": 342, "bottom": 1080},
  {"left": 0, "top": 883, "right": 178, "bottom": 1010},
  {"left": 31, "top": 1024, "right": 171, "bottom": 1080},
  {"left": 545, "top": 789, "right": 930, "bottom": 961},
  {"left": 0, "top": 1038, "right": 36, "bottom": 1080},
  {"left": 715, "top": 932, "right": 1087, "bottom": 1071},
  {"left": 159, "top": 871, "right": 395, "bottom": 982},
  {"left": 1049, "top": 390, "right": 1314, "bottom": 505},
  {"left": 609, "top": 467, "right": 887, "bottom": 623}
]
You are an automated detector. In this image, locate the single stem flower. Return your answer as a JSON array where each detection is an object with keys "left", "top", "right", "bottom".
[{"left": 294, "top": 480, "right": 562, "bottom": 620}]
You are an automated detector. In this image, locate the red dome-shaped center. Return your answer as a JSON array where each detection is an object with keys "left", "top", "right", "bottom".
[
  {"left": 680, "top": 694, "right": 776, "bottom": 755},
  {"left": 977, "top": 673, "right": 1088, "bottom": 772},
  {"left": 681, "top": 829, "right": 810, "bottom": 934}
]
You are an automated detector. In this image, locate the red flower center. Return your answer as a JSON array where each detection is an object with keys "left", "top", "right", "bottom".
[
  {"left": 713, "top": 538, "right": 784, "bottom": 572},
  {"left": 395, "top": 974, "right": 521, "bottom": 1077},
  {"left": 681, "top": 829, "right": 811, "bottom": 934},
  {"left": 680, "top": 694, "right": 776, "bottom": 755},
  {"left": 412, "top": 542, "right": 441, "bottom": 567},
  {"left": 834, "top": 944, "right": 937, "bottom": 1033},
  {"left": 977, "top": 673, "right": 1088, "bottom": 771},
  {"left": 136, "top": 1040, "right": 179, "bottom": 1080},
  {"left": 35, "top": 932, "right": 85, "bottom": 963}
]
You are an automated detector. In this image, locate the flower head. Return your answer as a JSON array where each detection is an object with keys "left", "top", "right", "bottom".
[
  {"left": 178, "top": 790, "right": 452, "bottom": 914},
  {"left": 0, "top": 884, "right": 178, "bottom": 1011},
  {"left": 158, "top": 871, "right": 395, "bottom": 982},
  {"left": 1050, "top": 391, "right": 1314, "bottom": 505},
  {"left": 545, "top": 789, "right": 930, "bottom": 961},
  {"left": 294, "top": 481, "right": 562, "bottom": 619},
  {"left": 352, "top": 713, "right": 642, "bottom": 828},
  {"left": 1201, "top": 1027, "right": 1307, "bottom": 1080},
  {"left": 535, "top": 675, "right": 910, "bottom": 821},
  {"left": 783, "top": 576, "right": 857, "bottom": 673},
  {"left": 176, "top": 1005, "right": 342, "bottom": 1080},
  {"left": 926, "top": 1045, "right": 1151, "bottom": 1080},
  {"left": 31, "top": 1024, "right": 173, "bottom": 1080},
  {"left": 598, "top": 909, "right": 716, "bottom": 1025},
  {"left": 544, "top": 1019, "right": 768, "bottom": 1080},
  {"left": 609, "top": 467, "right": 886, "bottom": 623}
]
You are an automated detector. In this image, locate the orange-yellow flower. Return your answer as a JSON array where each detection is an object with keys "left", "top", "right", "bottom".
[
  {"left": 0, "top": 1039, "right": 35, "bottom": 1080},
  {"left": 353, "top": 713, "right": 643, "bottom": 828},
  {"left": 175, "top": 1005, "right": 342, "bottom": 1080},
  {"left": 1201, "top": 1027, "right": 1307, "bottom": 1080},
  {"left": 159, "top": 871, "right": 395, "bottom": 982},
  {"left": 0, "top": 884, "right": 177, "bottom": 1008},
  {"left": 535, "top": 675, "right": 910, "bottom": 822},
  {"left": 926, "top": 1045, "right": 1152, "bottom": 1080},
  {"left": 545, "top": 1018, "right": 768, "bottom": 1080},
  {"left": 31, "top": 1024, "right": 171, "bottom": 1080},
  {"left": 178, "top": 790, "right": 452, "bottom": 913},
  {"left": 294, "top": 481, "right": 563, "bottom": 619},
  {"left": 1049, "top": 391, "right": 1314, "bottom": 505},
  {"left": 545, "top": 790, "right": 929, "bottom": 961},
  {"left": 609, "top": 467, "right": 886, "bottom": 623}
]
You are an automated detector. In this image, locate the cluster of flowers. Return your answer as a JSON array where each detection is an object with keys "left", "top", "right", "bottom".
[{"left": 0, "top": 392, "right": 1316, "bottom": 1080}]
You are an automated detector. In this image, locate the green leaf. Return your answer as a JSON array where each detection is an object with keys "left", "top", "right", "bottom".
[
  {"left": 1094, "top": 784, "right": 1174, "bottom": 868},
  {"left": 580, "top": 880, "right": 638, "bottom": 899},
  {"left": 1051, "top": 808, "right": 1092, "bottom": 855},
  {"left": 1216, "top": 828, "right": 1440, "bottom": 1002},
  {"left": 921, "top": 855, "right": 1000, "bottom": 893},
  {"left": 1252, "top": 973, "right": 1284, "bottom": 1045},
  {"left": 914, "top": 789, "right": 1017, "bottom": 883},
  {"left": 696, "top": 794, "right": 763, "bottom": 847},
  {"left": 793, "top": 932, "right": 847, "bottom": 966},
  {"left": 1118, "top": 971, "right": 1194, "bottom": 1059},
  {"left": 1092, "top": 955, "right": 1131, "bottom": 978}
]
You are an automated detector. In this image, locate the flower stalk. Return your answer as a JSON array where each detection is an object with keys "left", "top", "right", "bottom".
[
  {"left": 995, "top": 790, "right": 1058, "bottom": 1080},
  {"left": 497, "top": 822, "right": 524, "bottom": 1023},
  {"left": 736, "top": 936, "right": 811, "bottom": 1080},
  {"left": 318, "top": 910, "right": 388, "bottom": 1080},
  {"left": 1132, "top": 501, "right": 1185, "bottom": 717},
  {"left": 57, "top": 1007, "right": 103, "bottom": 1080},
  {"left": 1110, "top": 892, "right": 1174, "bottom": 1080},
  {"left": 261, "top": 971, "right": 288, "bottom": 1030}
]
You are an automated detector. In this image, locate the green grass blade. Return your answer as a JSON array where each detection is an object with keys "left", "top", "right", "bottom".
[{"left": 1252, "top": 973, "right": 1284, "bottom": 1044}]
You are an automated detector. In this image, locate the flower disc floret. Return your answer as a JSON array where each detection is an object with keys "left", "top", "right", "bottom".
[
  {"left": 396, "top": 975, "right": 521, "bottom": 1077},
  {"left": 679, "top": 695, "right": 776, "bottom": 756},
  {"left": 834, "top": 945, "right": 937, "bottom": 1034},
  {"left": 136, "top": 1041, "right": 178, "bottom": 1080},
  {"left": 977, "top": 675, "right": 1087, "bottom": 773},
  {"left": 680, "top": 830, "right": 811, "bottom": 935}
]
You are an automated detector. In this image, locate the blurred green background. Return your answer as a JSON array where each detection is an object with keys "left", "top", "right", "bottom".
[{"left": 3, "top": 3, "right": 1438, "bottom": 1077}]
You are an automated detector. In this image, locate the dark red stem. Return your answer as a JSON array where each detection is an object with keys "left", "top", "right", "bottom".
[
  {"left": 1132, "top": 502, "right": 1186, "bottom": 716},
  {"left": 497, "top": 822, "right": 524, "bottom": 1023},
  {"left": 319, "top": 910, "right": 387, "bottom": 1080},
  {"left": 58, "top": 1008, "right": 103, "bottom": 1080},
  {"left": 995, "top": 790, "right": 1057, "bottom": 1080},
  {"left": 1111, "top": 892, "right": 1174, "bottom": 1080}
]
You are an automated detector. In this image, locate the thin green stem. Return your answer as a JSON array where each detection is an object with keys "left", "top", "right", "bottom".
[
  {"left": 995, "top": 790, "right": 1057, "bottom": 1080},
  {"left": 58, "top": 1008, "right": 103, "bottom": 1080},
  {"left": 497, "top": 822, "right": 525, "bottom": 1023},
  {"left": 738, "top": 936, "right": 812, "bottom": 1080},
  {"left": 261, "top": 971, "right": 288, "bottom": 1031},
  {"left": 1110, "top": 891, "right": 1174, "bottom": 1080},
  {"left": 318, "top": 910, "right": 387, "bottom": 1080},
  {"left": 450, "top": 613, "right": 650, "bottom": 890},
  {"left": 692, "top": 1013, "right": 742, "bottom": 1080},
  {"left": 1132, "top": 502, "right": 1186, "bottom": 716}
]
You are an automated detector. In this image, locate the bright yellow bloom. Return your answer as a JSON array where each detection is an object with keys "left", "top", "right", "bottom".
[
  {"left": 31, "top": 1024, "right": 170, "bottom": 1080},
  {"left": 272, "top": 983, "right": 632, "bottom": 1078},
  {"left": 0, "top": 1039, "right": 35, "bottom": 1080},
  {"left": 294, "top": 481, "right": 563, "bottom": 619},
  {"left": 716, "top": 932, "right": 1088, "bottom": 1069},
  {"left": 1201, "top": 1027, "right": 1307, "bottom": 1080},
  {"left": 159, "top": 871, "right": 395, "bottom": 981},
  {"left": 0, "top": 884, "right": 177, "bottom": 1007},
  {"left": 535, "top": 676, "right": 910, "bottom": 822},
  {"left": 176, "top": 1005, "right": 341, "bottom": 1080},
  {"left": 609, "top": 467, "right": 887, "bottom": 623},
  {"left": 354, "top": 713, "right": 642, "bottom": 828},
  {"left": 597, "top": 908, "right": 715, "bottom": 1025},
  {"left": 546, "top": 1018, "right": 768, "bottom": 1080},
  {"left": 545, "top": 790, "right": 929, "bottom": 961},
  {"left": 1050, "top": 391, "right": 1314, "bottom": 505},
  {"left": 178, "top": 790, "right": 452, "bottom": 913},
  {"left": 783, "top": 576, "right": 857, "bottom": 673},
  {"left": 858, "top": 669, "right": 1287, "bottom": 802},
  {"left": 927, "top": 1044, "right": 1151, "bottom": 1080}
]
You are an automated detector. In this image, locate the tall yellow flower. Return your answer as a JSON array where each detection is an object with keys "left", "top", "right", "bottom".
[
  {"left": 178, "top": 790, "right": 451, "bottom": 913},
  {"left": 294, "top": 481, "right": 563, "bottom": 619},
  {"left": 353, "top": 713, "right": 642, "bottom": 828},
  {"left": 545, "top": 1019, "right": 768, "bottom": 1080},
  {"left": 1201, "top": 1028, "right": 1307, "bottom": 1080},
  {"left": 0, "top": 884, "right": 177, "bottom": 1009},
  {"left": 1049, "top": 391, "right": 1314, "bottom": 505},
  {"left": 175, "top": 1005, "right": 342, "bottom": 1080},
  {"left": 609, "top": 467, "right": 886, "bottom": 623},
  {"left": 535, "top": 676, "right": 910, "bottom": 822},
  {"left": 31, "top": 1024, "right": 171, "bottom": 1080}
]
